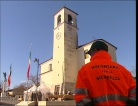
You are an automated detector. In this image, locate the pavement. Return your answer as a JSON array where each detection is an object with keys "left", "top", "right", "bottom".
[
  {"left": 0, "top": 97, "right": 76, "bottom": 106},
  {"left": 0, "top": 102, "right": 16, "bottom": 106},
  {"left": 0, "top": 97, "right": 20, "bottom": 106}
]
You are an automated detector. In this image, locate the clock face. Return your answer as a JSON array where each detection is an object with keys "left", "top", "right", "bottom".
[{"left": 56, "top": 32, "right": 61, "bottom": 40}]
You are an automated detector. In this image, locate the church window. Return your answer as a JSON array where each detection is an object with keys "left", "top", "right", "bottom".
[
  {"left": 68, "top": 14, "right": 73, "bottom": 25},
  {"left": 57, "top": 15, "right": 61, "bottom": 25},
  {"left": 49, "top": 64, "right": 52, "bottom": 71}
]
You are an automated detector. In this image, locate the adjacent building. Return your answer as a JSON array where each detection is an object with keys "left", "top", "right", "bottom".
[{"left": 40, "top": 6, "right": 117, "bottom": 94}]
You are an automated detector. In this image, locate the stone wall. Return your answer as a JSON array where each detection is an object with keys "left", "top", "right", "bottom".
[{"left": 65, "top": 82, "right": 75, "bottom": 94}]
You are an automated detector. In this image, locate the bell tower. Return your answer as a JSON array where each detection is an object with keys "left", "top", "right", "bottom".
[{"left": 52, "top": 6, "right": 78, "bottom": 94}]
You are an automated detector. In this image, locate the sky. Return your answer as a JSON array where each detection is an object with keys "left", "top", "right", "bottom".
[{"left": 1, "top": 1, "right": 136, "bottom": 89}]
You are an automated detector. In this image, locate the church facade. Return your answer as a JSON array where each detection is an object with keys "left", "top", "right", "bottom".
[{"left": 39, "top": 6, "right": 117, "bottom": 94}]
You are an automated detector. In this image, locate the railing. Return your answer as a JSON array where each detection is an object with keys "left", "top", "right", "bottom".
[
  {"left": 47, "top": 94, "right": 74, "bottom": 101},
  {"left": 0, "top": 96, "right": 17, "bottom": 101},
  {"left": 0, "top": 96, "right": 23, "bottom": 101}
]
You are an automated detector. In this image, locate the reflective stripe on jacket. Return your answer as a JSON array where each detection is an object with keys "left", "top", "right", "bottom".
[{"left": 74, "top": 50, "right": 136, "bottom": 106}]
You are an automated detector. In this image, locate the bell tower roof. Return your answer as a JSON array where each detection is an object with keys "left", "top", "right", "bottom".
[{"left": 53, "top": 6, "right": 78, "bottom": 16}]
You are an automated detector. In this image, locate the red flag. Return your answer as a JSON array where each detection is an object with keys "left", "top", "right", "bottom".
[
  {"left": 8, "top": 64, "right": 12, "bottom": 87},
  {"left": 27, "top": 51, "right": 31, "bottom": 79}
]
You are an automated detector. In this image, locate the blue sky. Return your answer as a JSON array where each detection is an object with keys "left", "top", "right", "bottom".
[{"left": 1, "top": 1, "right": 136, "bottom": 89}]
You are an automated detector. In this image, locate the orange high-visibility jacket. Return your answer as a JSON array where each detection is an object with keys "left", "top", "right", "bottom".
[{"left": 75, "top": 50, "right": 136, "bottom": 106}]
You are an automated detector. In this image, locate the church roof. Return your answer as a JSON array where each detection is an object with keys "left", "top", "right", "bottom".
[
  {"left": 77, "top": 39, "right": 117, "bottom": 50},
  {"left": 40, "top": 39, "right": 117, "bottom": 65}
]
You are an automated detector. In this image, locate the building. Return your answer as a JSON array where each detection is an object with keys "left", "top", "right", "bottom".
[{"left": 40, "top": 6, "right": 117, "bottom": 94}]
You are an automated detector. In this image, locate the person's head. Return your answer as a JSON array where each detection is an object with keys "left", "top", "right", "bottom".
[{"left": 86, "top": 40, "right": 108, "bottom": 56}]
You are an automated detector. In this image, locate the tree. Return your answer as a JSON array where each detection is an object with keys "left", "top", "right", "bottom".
[
  {"left": 0, "top": 83, "right": 2, "bottom": 94},
  {"left": 0, "top": 80, "right": 4, "bottom": 94},
  {"left": 12, "top": 82, "right": 26, "bottom": 96},
  {"left": 29, "top": 74, "right": 40, "bottom": 86},
  {"left": 10, "top": 74, "right": 40, "bottom": 97}
]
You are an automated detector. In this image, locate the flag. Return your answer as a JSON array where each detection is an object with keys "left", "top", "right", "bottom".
[
  {"left": 27, "top": 49, "right": 31, "bottom": 79},
  {"left": 8, "top": 64, "right": 12, "bottom": 87}
]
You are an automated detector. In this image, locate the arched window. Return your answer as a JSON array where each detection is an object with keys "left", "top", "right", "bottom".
[
  {"left": 57, "top": 15, "right": 61, "bottom": 25},
  {"left": 68, "top": 14, "right": 73, "bottom": 25}
]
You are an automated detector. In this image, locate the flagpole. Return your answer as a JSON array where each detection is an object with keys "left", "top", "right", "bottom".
[
  {"left": 26, "top": 44, "right": 32, "bottom": 102},
  {"left": 7, "top": 63, "right": 12, "bottom": 99},
  {"left": 34, "top": 58, "right": 39, "bottom": 106},
  {"left": 62, "top": 61, "right": 65, "bottom": 94},
  {"left": 27, "top": 79, "right": 29, "bottom": 102},
  {"left": 8, "top": 64, "right": 12, "bottom": 90}
]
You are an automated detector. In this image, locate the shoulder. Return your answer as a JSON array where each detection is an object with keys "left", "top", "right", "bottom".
[
  {"left": 113, "top": 61, "right": 133, "bottom": 76},
  {"left": 79, "top": 62, "right": 93, "bottom": 74},
  {"left": 115, "top": 62, "right": 130, "bottom": 71}
]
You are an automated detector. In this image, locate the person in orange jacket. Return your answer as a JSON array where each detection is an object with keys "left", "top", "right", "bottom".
[{"left": 74, "top": 40, "right": 136, "bottom": 106}]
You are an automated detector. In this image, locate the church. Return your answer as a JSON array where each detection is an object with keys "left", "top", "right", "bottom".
[{"left": 39, "top": 6, "right": 117, "bottom": 95}]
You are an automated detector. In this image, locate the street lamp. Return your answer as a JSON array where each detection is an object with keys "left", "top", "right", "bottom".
[{"left": 34, "top": 58, "right": 39, "bottom": 106}]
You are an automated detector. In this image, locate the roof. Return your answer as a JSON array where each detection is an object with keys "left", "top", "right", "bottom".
[
  {"left": 53, "top": 6, "right": 78, "bottom": 16},
  {"left": 40, "top": 39, "right": 117, "bottom": 65},
  {"left": 40, "top": 57, "right": 53, "bottom": 65},
  {"left": 77, "top": 39, "right": 117, "bottom": 50},
  {"left": 7, "top": 89, "right": 14, "bottom": 91}
]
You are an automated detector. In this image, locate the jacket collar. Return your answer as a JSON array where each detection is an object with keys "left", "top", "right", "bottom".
[{"left": 90, "top": 50, "right": 112, "bottom": 61}]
